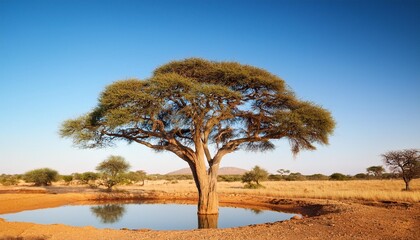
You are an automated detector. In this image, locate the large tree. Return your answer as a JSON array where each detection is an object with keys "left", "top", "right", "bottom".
[
  {"left": 382, "top": 149, "right": 420, "bottom": 191},
  {"left": 60, "top": 58, "right": 335, "bottom": 214}
]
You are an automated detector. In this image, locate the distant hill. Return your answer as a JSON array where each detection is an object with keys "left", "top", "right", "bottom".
[{"left": 166, "top": 167, "right": 247, "bottom": 175}]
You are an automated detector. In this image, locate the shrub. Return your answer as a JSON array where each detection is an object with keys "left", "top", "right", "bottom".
[
  {"left": 306, "top": 174, "right": 329, "bottom": 180},
  {"left": 23, "top": 168, "right": 59, "bottom": 186},
  {"left": 80, "top": 172, "right": 99, "bottom": 184},
  {"left": 61, "top": 175, "right": 73, "bottom": 183},
  {"left": 218, "top": 175, "right": 242, "bottom": 182},
  {"left": 285, "top": 172, "right": 306, "bottom": 181},
  {"left": 0, "top": 174, "right": 19, "bottom": 186},
  {"left": 329, "top": 173, "right": 348, "bottom": 181}
]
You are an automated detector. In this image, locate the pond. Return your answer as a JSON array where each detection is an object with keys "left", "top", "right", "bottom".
[{"left": 0, "top": 202, "right": 297, "bottom": 230}]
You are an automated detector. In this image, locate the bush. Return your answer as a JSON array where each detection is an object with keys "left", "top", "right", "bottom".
[
  {"left": 23, "top": 168, "right": 59, "bottom": 186},
  {"left": 80, "top": 172, "right": 99, "bottom": 184},
  {"left": 61, "top": 175, "right": 73, "bottom": 183},
  {"left": 306, "top": 174, "right": 329, "bottom": 180},
  {"left": 329, "top": 173, "right": 348, "bottom": 181},
  {"left": 0, "top": 174, "right": 19, "bottom": 186},
  {"left": 268, "top": 174, "right": 283, "bottom": 181},
  {"left": 354, "top": 173, "right": 368, "bottom": 179},
  {"left": 285, "top": 172, "right": 306, "bottom": 181},
  {"left": 218, "top": 175, "right": 242, "bottom": 182}
]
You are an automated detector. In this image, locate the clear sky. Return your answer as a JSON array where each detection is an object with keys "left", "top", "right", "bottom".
[{"left": 1, "top": 0, "right": 419, "bottom": 175}]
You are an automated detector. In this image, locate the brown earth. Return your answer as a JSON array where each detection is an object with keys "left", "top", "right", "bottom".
[{"left": 0, "top": 187, "right": 419, "bottom": 240}]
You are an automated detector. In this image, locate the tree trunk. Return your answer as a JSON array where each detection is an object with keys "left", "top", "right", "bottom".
[
  {"left": 189, "top": 161, "right": 220, "bottom": 215},
  {"left": 404, "top": 178, "right": 410, "bottom": 191}
]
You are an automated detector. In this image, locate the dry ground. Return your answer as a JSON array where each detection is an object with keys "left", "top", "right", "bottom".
[{"left": 0, "top": 179, "right": 419, "bottom": 240}]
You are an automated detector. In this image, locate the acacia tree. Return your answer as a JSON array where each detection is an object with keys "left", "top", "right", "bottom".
[
  {"left": 96, "top": 155, "right": 131, "bottom": 191},
  {"left": 382, "top": 149, "right": 420, "bottom": 191},
  {"left": 366, "top": 166, "right": 385, "bottom": 178},
  {"left": 242, "top": 165, "right": 269, "bottom": 188},
  {"left": 60, "top": 58, "right": 335, "bottom": 215}
]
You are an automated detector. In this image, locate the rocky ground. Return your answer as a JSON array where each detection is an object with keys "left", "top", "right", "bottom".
[{"left": 0, "top": 187, "right": 418, "bottom": 240}]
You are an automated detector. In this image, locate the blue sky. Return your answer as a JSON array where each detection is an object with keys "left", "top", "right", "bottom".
[{"left": 1, "top": 0, "right": 419, "bottom": 175}]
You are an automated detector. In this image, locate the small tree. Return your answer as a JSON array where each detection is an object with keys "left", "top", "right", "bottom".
[
  {"left": 366, "top": 166, "right": 385, "bottom": 178},
  {"left": 277, "top": 169, "right": 290, "bottom": 178},
  {"left": 23, "top": 168, "right": 59, "bottom": 186},
  {"left": 80, "top": 172, "right": 100, "bottom": 184},
  {"left": 242, "top": 166, "right": 269, "bottom": 188},
  {"left": 382, "top": 149, "right": 420, "bottom": 191},
  {"left": 96, "top": 155, "right": 131, "bottom": 191}
]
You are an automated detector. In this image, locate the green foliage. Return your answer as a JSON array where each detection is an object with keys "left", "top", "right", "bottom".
[
  {"left": 277, "top": 169, "right": 290, "bottom": 176},
  {"left": 366, "top": 166, "right": 385, "bottom": 178},
  {"left": 60, "top": 58, "right": 335, "bottom": 163},
  {"left": 96, "top": 155, "right": 130, "bottom": 190},
  {"left": 121, "top": 170, "right": 147, "bottom": 185},
  {"left": 268, "top": 174, "right": 283, "bottom": 181},
  {"left": 80, "top": 172, "right": 99, "bottom": 184},
  {"left": 285, "top": 172, "right": 306, "bottom": 181},
  {"left": 354, "top": 173, "right": 369, "bottom": 179},
  {"left": 61, "top": 175, "right": 73, "bottom": 183},
  {"left": 329, "top": 173, "right": 348, "bottom": 181},
  {"left": 218, "top": 175, "right": 242, "bottom": 182},
  {"left": 306, "top": 174, "right": 329, "bottom": 180},
  {"left": 242, "top": 166, "right": 269, "bottom": 186},
  {"left": 23, "top": 168, "right": 59, "bottom": 186},
  {"left": 0, "top": 174, "right": 19, "bottom": 186}
]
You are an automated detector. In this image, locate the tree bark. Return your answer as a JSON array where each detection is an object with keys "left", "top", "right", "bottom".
[{"left": 189, "top": 160, "right": 220, "bottom": 215}]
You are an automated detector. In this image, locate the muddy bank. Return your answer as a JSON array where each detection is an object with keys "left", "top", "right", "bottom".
[{"left": 0, "top": 190, "right": 418, "bottom": 240}]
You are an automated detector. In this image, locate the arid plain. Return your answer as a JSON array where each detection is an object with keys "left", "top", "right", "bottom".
[{"left": 0, "top": 179, "right": 419, "bottom": 240}]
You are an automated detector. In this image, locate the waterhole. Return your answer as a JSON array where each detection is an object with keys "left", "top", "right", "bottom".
[{"left": 0, "top": 202, "right": 297, "bottom": 230}]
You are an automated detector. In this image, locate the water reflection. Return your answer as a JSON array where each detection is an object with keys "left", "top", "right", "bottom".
[
  {"left": 0, "top": 203, "right": 297, "bottom": 230},
  {"left": 250, "top": 208, "right": 262, "bottom": 214},
  {"left": 197, "top": 214, "right": 218, "bottom": 229},
  {"left": 90, "top": 204, "right": 126, "bottom": 223}
]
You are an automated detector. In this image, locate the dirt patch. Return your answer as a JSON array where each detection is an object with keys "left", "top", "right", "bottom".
[{"left": 0, "top": 189, "right": 419, "bottom": 240}]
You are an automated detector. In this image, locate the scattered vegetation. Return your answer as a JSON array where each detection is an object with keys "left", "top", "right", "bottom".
[
  {"left": 23, "top": 168, "right": 59, "bottom": 186},
  {"left": 0, "top": 174, "right": 19, "bottom": 186}
]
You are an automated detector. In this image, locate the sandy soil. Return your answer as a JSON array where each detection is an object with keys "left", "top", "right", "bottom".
[{"left": 0, "top": 187, "right": 418, "bottom": 240}]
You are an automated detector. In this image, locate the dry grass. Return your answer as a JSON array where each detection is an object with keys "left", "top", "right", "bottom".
[{"left": 131, "top": 179, "right": 420, "bottom": 202}]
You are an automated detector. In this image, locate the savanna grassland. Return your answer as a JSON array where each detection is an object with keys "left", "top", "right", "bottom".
[{"left": 129, "top": 179, "right": 420, "bottom": 202}]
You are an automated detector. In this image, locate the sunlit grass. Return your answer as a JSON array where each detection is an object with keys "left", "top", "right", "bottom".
[{"left": 131, "top": 179, "right": 420, "bottom": 202}]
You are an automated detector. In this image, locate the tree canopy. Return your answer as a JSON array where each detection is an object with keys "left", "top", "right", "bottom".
[{"left": 61, "top": 58, "right": 334, "bottom": 161}]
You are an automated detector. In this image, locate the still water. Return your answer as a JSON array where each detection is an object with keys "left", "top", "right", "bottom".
[{"left": 0, "top": 203, "right": 296, "bottom": 230}]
